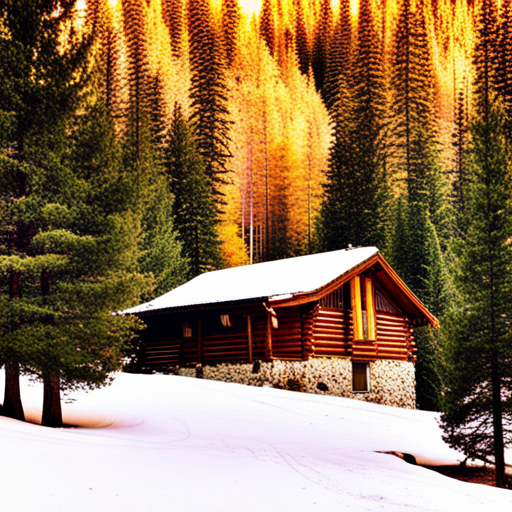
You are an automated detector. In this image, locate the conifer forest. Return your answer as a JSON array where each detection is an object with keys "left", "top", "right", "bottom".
[{"left": 2, "top": 0, "right": 512, "bottom": 488}]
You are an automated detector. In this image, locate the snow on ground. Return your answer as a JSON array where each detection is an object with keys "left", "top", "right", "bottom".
[{"left": 0, "top": 371, "right": 511, "bottom": 512}]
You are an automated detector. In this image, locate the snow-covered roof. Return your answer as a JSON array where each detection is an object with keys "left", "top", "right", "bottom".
[{"left": 125, "top": 247, "right": 380, "bottom": 314}]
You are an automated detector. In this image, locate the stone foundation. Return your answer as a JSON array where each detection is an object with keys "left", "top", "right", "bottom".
[{"left": 172, "top": 358, "right": 415, "bottom": 409}]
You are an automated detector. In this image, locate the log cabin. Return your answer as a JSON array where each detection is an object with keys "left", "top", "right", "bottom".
[{"left": 125, "top": 247, "right": 439, "bottom": 408}]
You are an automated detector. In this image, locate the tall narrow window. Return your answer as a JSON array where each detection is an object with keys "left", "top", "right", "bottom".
[{"left": 352, "top": 361, "right": 370, "bottom": 392}]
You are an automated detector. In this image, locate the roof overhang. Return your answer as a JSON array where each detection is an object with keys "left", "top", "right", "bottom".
[{"left": 268, "top": 252, "right": 439, "bottom": 328}]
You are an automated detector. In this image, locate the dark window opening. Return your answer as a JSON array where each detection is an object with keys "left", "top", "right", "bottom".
[{"left": 352, "top": 361, "right": 370, "bottom": 392}]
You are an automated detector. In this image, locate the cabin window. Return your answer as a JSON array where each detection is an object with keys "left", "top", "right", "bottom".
[
  {"left": 350, "top": 275, "right": 376, "bottom": 341},
  {"left": 183, "top": 322, "right": 192, "bottom": 338},
  {"left": 220, "top": 314, "right": 232, "bottom": 327},
  {"left": 352, "top": 361, "right": 370, "bottom": 392}
]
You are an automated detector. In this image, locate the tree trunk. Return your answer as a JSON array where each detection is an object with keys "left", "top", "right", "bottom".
[
  {"left": 42, "top": 372, "right": 62, "bottom": 428},
  {"left": 491, "top": 353, "right": 506, "bottom": 488},
  {"left": 2, "top": 363, "right": 25, "bottom": 421}
]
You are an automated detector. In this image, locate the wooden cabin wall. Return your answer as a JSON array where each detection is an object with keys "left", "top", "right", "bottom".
[
  {"left": 374, "top": 312, "right": 415, "bottom": 361},
  {"left": 271, "top": 306, "right": 304, "bottom": 360},
  {"left": 311, "top": 306, "right": 351, "bottom": 358},
  {"left": 138, "top": 300, "right": 416, "bottom": 369},
  {"left": 310, "top": 307, "right": 415, "bottom": 361},
  {"left": 140, "top": 308, "right": 269, "bottom": 368}
]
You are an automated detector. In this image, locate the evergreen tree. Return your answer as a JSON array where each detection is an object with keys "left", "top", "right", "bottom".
[
  {"left": 0, "top": 0, "right": 89, "bottom": 421},
  {"left": 415, "top": 326, "right": 443, "bottom": 411},
  {"left": 450, "top": 86, "right": 469, "bottom": 236},
  {"left": 222, "top": 0, "right": 241, "bottom": 68},
  {"left": 0, "top": 0, "right": 147, "bottom": 426},
  {"left": 260, "top": 0, "right": 276, "bottom": 58},
  {"left": 387, "top": 0, "right": 448, "bottom": 411},
  {"left": 318, "top": 75, "right": 358, "bottom": 251},
  {"left": 441, "top": 0, "right": 512, "bottom": 488},
  {"left": 187, "top": 0, "right": 231, "bottom": 206},
  {"left": 351, "top": 0, "right": 389, "bottom": 248},
  {"left": 323, "top": 0, "right": 352, "bottom": 112},
  {"left": 294, "top": 0, "right": 310, "bottom": 77},
  {"left": 88, "top": 0, "right": 123, "bottom": 117},
  {"left": 389, "top": 0, "right": 448, "bottom": 288},
  {"left": 162, "top": 0, "right": 185, "bottom": 59},
  {"left": 497, "top": 0, "right": 512, "bottom": 142},
  {"left": 33, "top": 98, "right": 147, "bottom": 427},
  {"left": 311, "top": 0, "right": 333, "bottom": 97},
  {"left": 164, "top": 104, "right": 222, "bottom": 276},
  {"left": 441, "top": 100, "right": 512, "bottom": 489},
  {"left": 122, "top": 0, "right": 188, "bottom": 293},
  {"left": 122, "top": 0, "right": 152, "bottom": 159},
  {"left": 319, "top": 0, "right": 388, "bottom": 251}
]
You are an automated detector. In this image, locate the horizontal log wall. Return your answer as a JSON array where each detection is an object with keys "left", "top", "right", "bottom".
[
  {"left": 311, "top": 307, "right": 351, "bottom": 357},
  {"left": 142, "top": 339, "right": 180, "bottom": 367},
  {"left": 374, "top": 312, "right": 415, "bottom": 361},
  {"left": 271, "top": 306, "right": 303, "bottom": 360},
  {"left": 310, "top": 308, "right": 415, "bottom": 361}
]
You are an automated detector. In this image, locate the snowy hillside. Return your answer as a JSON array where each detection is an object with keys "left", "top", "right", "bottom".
[{"left": 0, "top": 371, "right": 511, "bottom": 511}]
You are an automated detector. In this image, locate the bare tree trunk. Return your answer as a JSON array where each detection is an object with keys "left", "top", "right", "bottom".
[
  {"left": 42, "top": 372, "right": 62, "bottom": 428},
  {"left": 491, "top": 353, "right": 506, "bottom": 488},
  {"left": 2, "top": 363, "right": 25, "bottom": 421}
]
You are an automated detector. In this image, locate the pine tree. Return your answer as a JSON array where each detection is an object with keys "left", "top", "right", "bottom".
[
  {"left": 222, "top": 0, "right": 241, "bottom": 67},
  {"left": 441, "top": 100, "right": 512, "bottom": 489},
  {"left": 122, "top": 0, "right": 152, "bottom": 160},
  {"left": 33, "top": 98, "right": 147, "bottom": 427},
  {"left": 0, "top": 0, "right": 89, "bottom": 421},
  {"left": 0, "top": 0, "right": 147, "bottom": 426},
  {"left": 318, "top": 75, "right": 358, "bottom": 251},
  {"left": 161, "top": 0, "right": 185, "bottom": 59},
  {"left": 351, "top": 0, "right": 389, "bottom": 248},
  {"left": 415, "top": 326, "right": 443, "bottom": 411},
  {"left": 294, "top": 0, "right": 310, "bottom": 76},
  {"left": 450, "top": 85, "right": 469, "bottom": 236},
  {"left": 323, "top": 0, "right": 352, "bottom": 112},
  {"left": 164, "top": 104, "right": 222, "bottom": 276},
  {"left": 441, "top": 0, "right": 512, "bottom": 488},
  {"left": 260, "top": 0, "right": 276, "bottom": 57},
  {"left": 88, "top": 0, "right": 123, "bottom": 117},
  {"left": 187, "top": 0, "right": 231, "bottom": 206},
  {"left": 389, "top": 0, "right": 448, "bottom": 288},
  {"left": 497, "top": 0, "right": 512, "bottom": 141},
  {"left": 311, "top": 0, "right": 333, "bottom": 97},
  {"left": 319, "top": 0, "right": 389, "bottom": 251}
]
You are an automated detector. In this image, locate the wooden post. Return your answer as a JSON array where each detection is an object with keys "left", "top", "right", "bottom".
[
  {"left": 365, "top": 277, "right": 376, "bottom": 341},
  {"left": 266, "top": 311, "right": 273, "bottom": 360},
  {"left": 198, "top": 319, "right": 203, "bottom": 365},
  {"left": 247, "top": 314, "right": 253, "bottom": 362},
  {"left": 351, "top": 276, "right": 364, "bottom": 341}
]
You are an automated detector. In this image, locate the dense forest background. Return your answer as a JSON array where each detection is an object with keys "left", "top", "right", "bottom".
[{"left": 81, "top": 0, "right": 474, "bottom": 269}]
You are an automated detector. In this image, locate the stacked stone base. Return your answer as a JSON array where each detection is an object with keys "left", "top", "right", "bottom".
[{"left": 168, "top": 357, "right": 415, "bottom": 409}]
